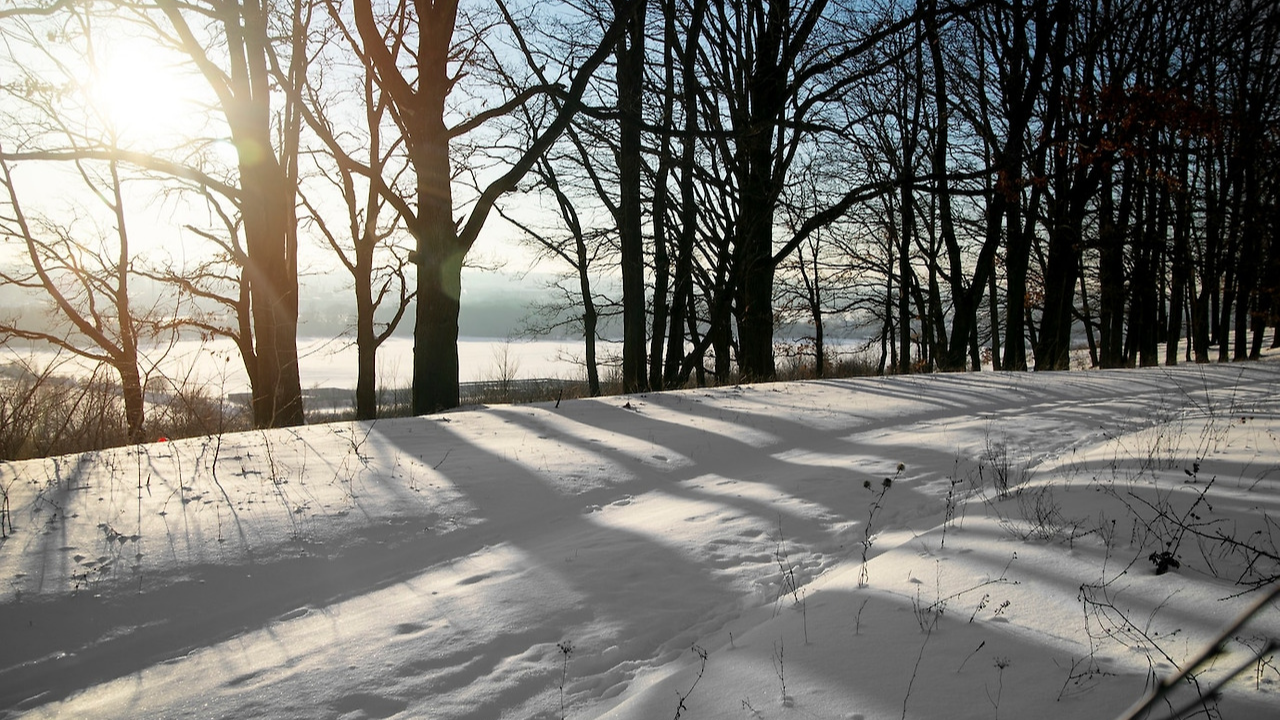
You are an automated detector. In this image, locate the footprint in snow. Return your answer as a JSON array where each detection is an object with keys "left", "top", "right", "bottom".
[
  {"left": 330, "top": 693, "right": 407, "bottom": 720},
  {"left": 456, "top": 571, "right": 495, "bottom": 586},
  {"left": 392, "top": 622, "right": 425, "bottom": 636}
]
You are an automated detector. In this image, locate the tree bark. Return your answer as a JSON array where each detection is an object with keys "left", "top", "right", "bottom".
[
  {"left": 1098, "top": 164, "right": 1128, "bottom": 367},
  {"left": 157, "top": 0, "right": 304, "bottom": 427},
  {"left": 733, "top": 0, "right": 785, "bottom": 382},
  {"left": 661, "top": 0, "right": 707, "bottom": 389},
  {"left": 615, "top": 0, "right": 648, "bottom": 393}
]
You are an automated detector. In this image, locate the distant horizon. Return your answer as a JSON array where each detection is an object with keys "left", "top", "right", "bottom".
[{"left": 1, "top": 333, "right": 882, "bottom": 403}]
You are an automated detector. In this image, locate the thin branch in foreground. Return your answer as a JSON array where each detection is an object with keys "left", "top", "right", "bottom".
[{"left": 1112, "top": 582, "right": 1280, "bottom": 720}]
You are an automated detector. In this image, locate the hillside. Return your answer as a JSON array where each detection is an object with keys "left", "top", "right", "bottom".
[{"left": 2, "top": 360, "right": 1279, "bottom": 719}]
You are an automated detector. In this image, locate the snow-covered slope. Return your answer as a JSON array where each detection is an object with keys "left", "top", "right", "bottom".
[{"left": 3, "top": 361, "right": 1279, "bottom": 719}]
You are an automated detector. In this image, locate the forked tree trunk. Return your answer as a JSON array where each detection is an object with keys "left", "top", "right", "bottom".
[{"left": 161, "top": 0, "right": 305, "bottom": 427}]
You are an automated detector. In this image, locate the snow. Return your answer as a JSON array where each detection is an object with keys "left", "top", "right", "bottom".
[{"left": 3, "top": 359, "right": 1279, "bottom": 719}]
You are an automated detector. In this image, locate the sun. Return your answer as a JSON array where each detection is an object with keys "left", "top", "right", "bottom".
[{"left": 87, "top": 40, "right": 202, "bottom": 143}]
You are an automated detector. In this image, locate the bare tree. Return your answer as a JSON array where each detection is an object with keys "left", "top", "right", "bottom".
[
  {"left": 0, "top": 156, "right": 168, "bottom": 443},
  {"left": 284, "top": 0, "right": 416, "bottom": 420},
  {"left": 133, "top": 0, "right": 308, "bottom": 425},
  {"left": 0, "top": 7, "right": 176, "bottom": 443},
  {"left": 343, "top": 0, "right": 639, "bottom": 413},
  {"left": 498, "top": 147, "right": 615, "bottom": 398}
]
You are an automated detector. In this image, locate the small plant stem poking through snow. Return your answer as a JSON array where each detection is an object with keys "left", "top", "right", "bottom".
[
  {"left": 987, "top": 657, "right": 1011, "bottom": 719},
  {"left": 957, "top": 640, "right": 986, "bottom": 673},
  {"left": 1055, "top": 653, "right": 1111, "bottom": 701},
  {"left": 901, "top": 615, "right": 935, "bottom": 720},
  {"left": 969, "top": 593, "right": 990, "bottom": 623},
  {"left": 774, "top": 519, "right": 800, "bottom": 605},
  {"left": 799, "top": 588, "right": 808, "bottom": 644},
  {"left": 0, "top": 482, "right": 12, "bottom": 538},
  {"left": 854, "top": 597, "right": 870, "bottom": 635},
  {"left": 774, "top": 519, "right": 810, "bottom": 643},
  {"left": 941, "top": 469, "right": 965, "bottom": 549},
  {"left": 980, "top": 435, "right": 1032, "bottom": 499},
  {"left": 773, "top": 638, "right": 792, "bottom": 707},
  {"left": 557, "top": 640, "right": 573, "bottom": 720},
  {"left": 859, "top": 463, "right": 903, "bottom": 587},
  {"left": 672, "top": 644, "right": 708, "bottom": 720}
]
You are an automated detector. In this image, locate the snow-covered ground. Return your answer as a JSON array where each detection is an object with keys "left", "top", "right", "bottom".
[{"left": 2, "top": 358, "right": 1279, "bottom": 719}]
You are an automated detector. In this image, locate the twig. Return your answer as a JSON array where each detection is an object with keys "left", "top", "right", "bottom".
[
  {"left": 901, "top": 621, "right": 934, "bottom": 719},
  {"left": 673, "top": 644, "right": 708, "bottom": 720},
  {"left": 1112, "top": 583, "right": 1280, "bottom": 720},
  {"left": 957, "top": 640, "right": 985, "bottom": 673},
  {"left": 557, "top": 640, "right": 574, "bottom": 720},
  {"left": 433, "top": 448, "right": 451, "bottom": 470}
]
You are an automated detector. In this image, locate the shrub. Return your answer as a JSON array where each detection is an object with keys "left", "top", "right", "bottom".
[{"left": 0, "top": 359, "right": 250, "bottom": 460}]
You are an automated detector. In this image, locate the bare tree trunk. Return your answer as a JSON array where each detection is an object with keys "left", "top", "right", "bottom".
[
  {"left": 1098, "top": 164, "right": 1128, "bottom": 367},
  {"left": 353, "top": 232, "right": 381, "bottom": 417},
  {"left": 732, "top": 0, "right": 791, "bottom": 383},
  {"left": 925, "top": 1, "right": 991, "bottom": 372},
  {"left": 107, "top": 160, "right": 146, "bottom": 442},
  {"left": 661, "top": 0, "right": 705, "bottom": 388},
  {"left": 0, "top": 151, "right": 151, "bottom": 444},
  {"left": 580, "top": 268, "right": 602, "bottom": 396},
  {"left": 1166, "top": 150, "right": 1192, "bottom": 366},
  {"left": 159, "top": 0, "right": 305, "bottom": 427},
  {"left": 411, "top": 134, "right": 462, "bottom": 413},
  {"left": 616, "top": 0, "right": 648, "bottom": 393},
  {"left": 898, "top": 113, "right": 917, "bottom": 374},
  {"left": 648, "top": 2, "right": 681, "bottom": 392},
  {"left": 1077, "top": 255, "right": 1099, "bottom": 368},
  {"left": 352, "top": 0, "right": 632, "bottom": 413}
]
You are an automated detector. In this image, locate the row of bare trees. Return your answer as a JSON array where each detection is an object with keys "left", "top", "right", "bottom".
[
  {"left": 513, "top": 0, "right": 1279, "bottom": 388},
  {"left": 0, "top": 0, "right": 634, "bottom": 440},
  {"left": 2, "top": 0, "right": 1278, "bottom": 445}
]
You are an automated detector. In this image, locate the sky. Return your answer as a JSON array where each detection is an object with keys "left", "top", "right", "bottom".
[
  {"left": 2, "top": 353, "right": 1279, "bottom": 719},
  {"left": 0, "top": 8, "right": 554, "bottom": 339}
]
